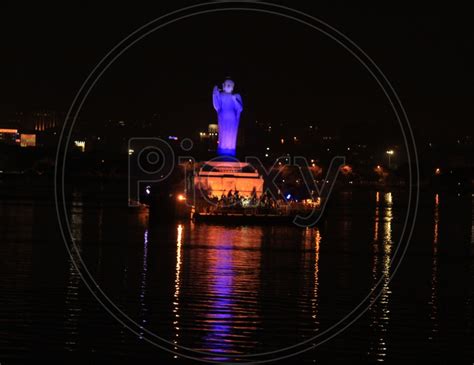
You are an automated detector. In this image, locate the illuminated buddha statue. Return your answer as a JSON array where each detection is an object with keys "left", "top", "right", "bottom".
[{"left": 212, "top": 78, "right": 243, "bottom": 157}]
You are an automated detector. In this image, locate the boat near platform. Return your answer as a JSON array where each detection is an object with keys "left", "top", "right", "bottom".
[{"left": 190, "top": 199, "right": 326, "bottom": 226}]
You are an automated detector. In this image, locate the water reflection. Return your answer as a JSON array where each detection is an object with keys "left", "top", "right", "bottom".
[
  {"left": 159, "top": 223, "right": 325, "bottom": 359},
  {"left": 173, "top": 224, "right": 183, "bottom": 357},
  {"left": 138, "top": 229, "right": 149, "bottom": 339},
  {"left": 302, "top": 227, "right": 322, "bottom": 334},
  {"left": 429, "top": 194, "right": 440, "bottom": 341},
  {"left": 58, "top": 190, "right": 434, "bottom": 360},
  {"left": 3, "top": 189, "right": 474, "bottom": 362},
  {"left": 368, "top": 191, "right": 393, "bottom": 362},
  {"left": 188, "top": 226, "right": 262, "bottom": 360},
  {"left": 467, "top": 196, "right": 474, "bottom": 354},
  {"left": 64, "top": 196, "right": 83, "bottom": 351},
  {"left": 471, "top": 194, "right": 474, "bottom": 246},
  {"left": 203, "top": 234, "right": 235, "bottom": 360},
  {"left": 310, "top": 229, "right": 321, "bottom": 328}
]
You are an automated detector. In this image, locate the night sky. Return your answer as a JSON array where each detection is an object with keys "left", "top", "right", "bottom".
[{"left": 2, "top": 2, "right": 473, "bottom": 142}]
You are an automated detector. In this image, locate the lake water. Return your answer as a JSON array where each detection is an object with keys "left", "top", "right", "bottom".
[{"left": 1, "top": 189, "right": 473, "bottom": 363}]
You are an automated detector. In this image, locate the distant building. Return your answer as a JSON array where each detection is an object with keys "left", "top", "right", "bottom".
[
  {"left": 20, "top": 134, "right": 36, "bottom": 147},
  {"left": 0, "top": 128, "right": 20, "bottom": 145},
  {"left": 1, "top": 109, "right": 63, "bottom": 133},
  {"left": 23, "top": 110, "right": 61, "bottom": 132},
  {"left": 208, "top": 123, "right": 218, "bottom": 134},
  {"left": 199, "top": 123, "right": 219, "bottom": 151},
  {"left": 74, "top": 140, "right": 86, "bottom": 152}
]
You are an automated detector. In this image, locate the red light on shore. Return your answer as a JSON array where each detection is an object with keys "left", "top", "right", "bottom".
[{"left": 177, "top": 194, "right": 186, "bottom": 202}]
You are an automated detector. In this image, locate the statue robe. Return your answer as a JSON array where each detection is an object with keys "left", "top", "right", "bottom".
[{"left": 213, "top": 89, "right": 243, "bottom": 157}]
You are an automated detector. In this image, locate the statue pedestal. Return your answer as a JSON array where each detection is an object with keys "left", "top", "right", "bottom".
[{"left": 194, "top": 161, "right": 264, "bottom": 198}]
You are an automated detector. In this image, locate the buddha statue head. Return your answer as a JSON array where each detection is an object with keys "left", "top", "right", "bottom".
[{"left": 222, "top": 79, "right": 235, "bottom": 94}]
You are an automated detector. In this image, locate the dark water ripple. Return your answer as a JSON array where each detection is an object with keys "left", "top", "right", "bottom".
[{"left": 0, "top": 191, "right": 473, "bottom": 363}]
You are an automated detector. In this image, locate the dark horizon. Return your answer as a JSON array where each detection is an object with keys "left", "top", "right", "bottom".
[{"left": 2, "top": 3, "right": 473, "bottom": 142}]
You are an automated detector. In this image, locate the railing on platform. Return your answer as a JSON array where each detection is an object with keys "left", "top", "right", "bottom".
[{"left": 193, "top": 199, "right": 322, "bottom": 217}]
